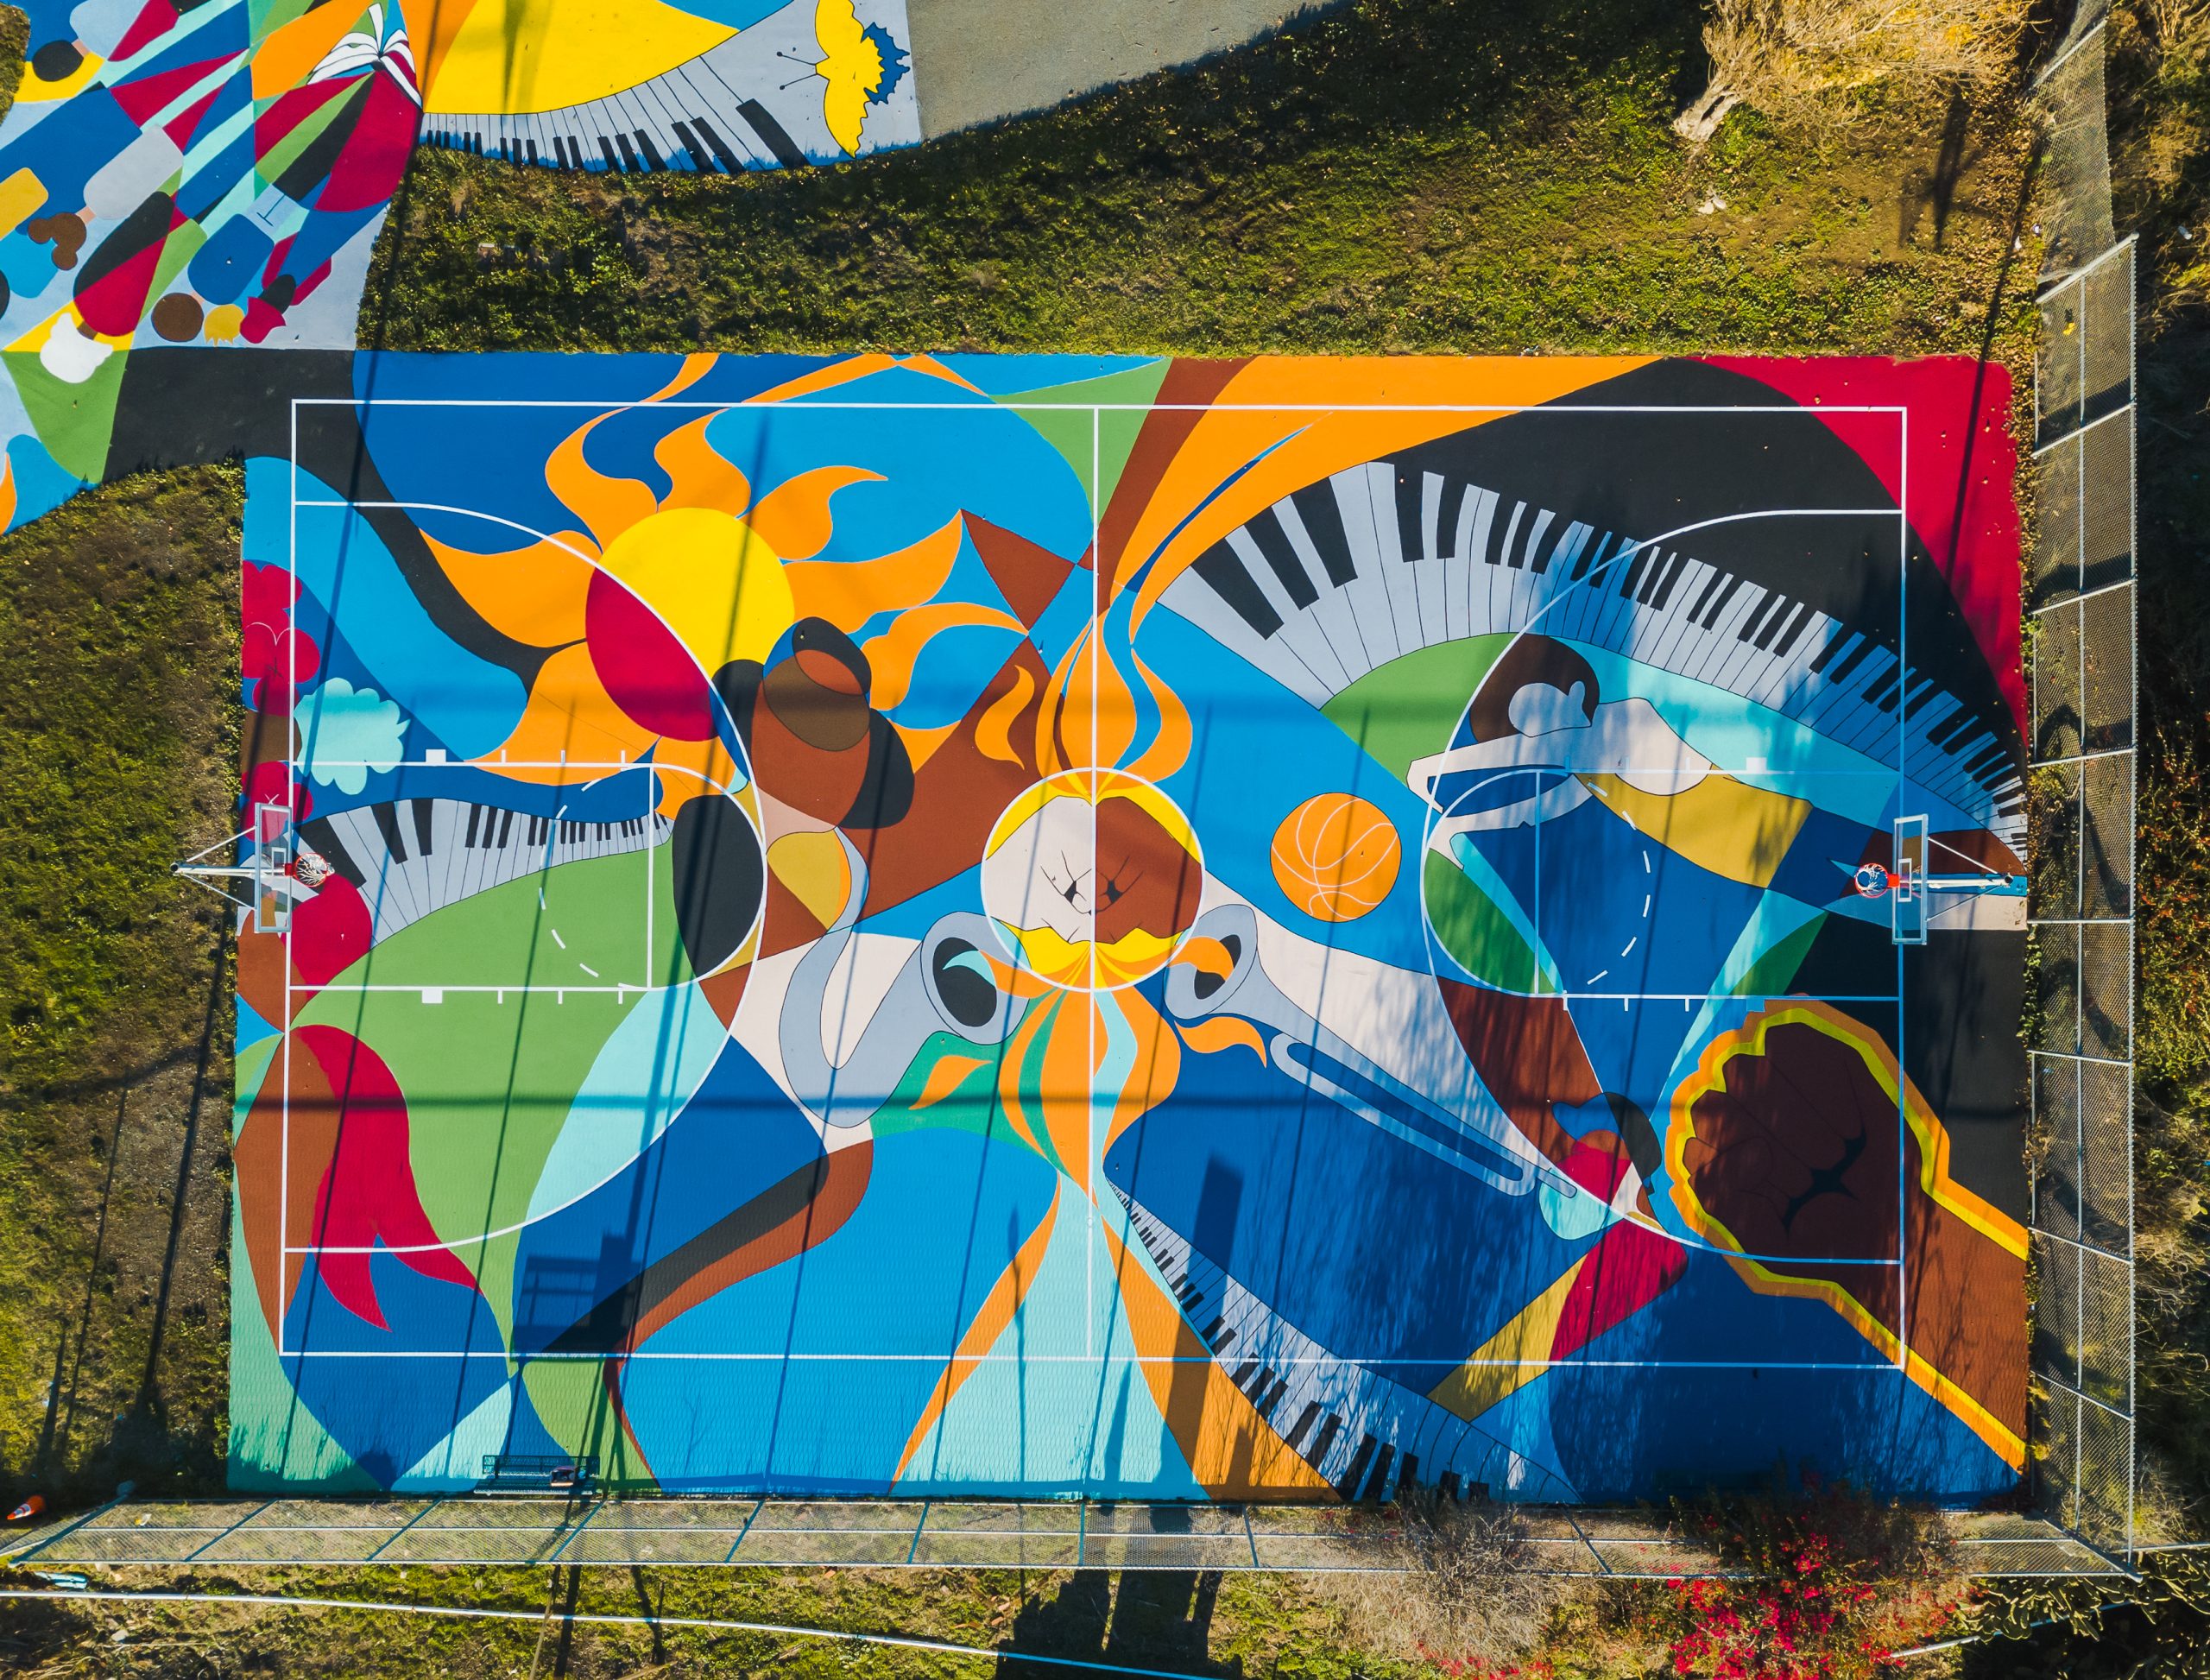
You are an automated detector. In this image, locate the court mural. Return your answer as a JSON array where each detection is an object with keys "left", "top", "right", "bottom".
[
  {"left": 228, "top": 351, "right": 2033, "bottom": 1500},
  {"left": 0, "top": 0, "right": 916, "bottom": 529}
]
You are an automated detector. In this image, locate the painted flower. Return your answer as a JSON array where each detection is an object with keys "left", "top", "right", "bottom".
[
  {"left": 242, "top": 561, "right": 322, "bottom": 714},
  {"left": 294, "top": 677, "right": 406, "bottom": 796}
]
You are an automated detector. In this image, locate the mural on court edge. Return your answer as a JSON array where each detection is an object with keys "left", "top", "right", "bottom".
[
  {"left": 229, "top": 351, "right": 2033, "bottom": 1501},
  {"left": 0, "top": 0, "right": 915, "bottom": 528}
]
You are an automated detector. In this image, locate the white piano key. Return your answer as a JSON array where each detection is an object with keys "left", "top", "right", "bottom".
[
  {"left": 1365, "top": 464, "right": 1424, "bottom": 656},
  {"left": 1455, "top": 487, "right": 1497, "bottom": 638},
  {"left": 1226, "top": 527, "right": 1354, "bottom": 692},
  {"left": 1329, "top": 470, "right": 1402, "bottom": 666}
]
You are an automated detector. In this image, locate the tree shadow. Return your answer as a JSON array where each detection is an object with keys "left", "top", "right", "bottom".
[{"left": 997, "top": 1569, "right": 1239, "bottom": 1677}]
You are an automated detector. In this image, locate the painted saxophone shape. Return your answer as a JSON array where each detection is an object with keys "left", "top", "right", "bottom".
[{"left": 778, "top": 831, "right": 1021, "bottom": 1129}]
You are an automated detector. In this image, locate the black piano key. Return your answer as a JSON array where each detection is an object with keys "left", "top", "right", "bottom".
[
  {"left": 1638, "top": 551, "right": 1677, "bottom": 605},
  {"left": 1260, "top": 1375, "right": 1288, "bottom": 1418},
  {"left": 1929, "top": 710, "right": 1981, "bottom": 750},
  {"left": 598, "top": 136, "right": 620, "bottom": 170},
  {"left": 1699, "top": 576, "right": 1743, "bottom": 629},
  {"left": 690, "top": 116, "right": 746, "bottom": 174},
  {"left": 1439, "top": 1470, "right": 1462, "bottom": 1500},
  {"left": 1816, "top": 634, "right": 1869, "bottom": 682},
  {"left": 411, "top": 799, "right": 436, "bottom": 855},
  {"left": 1335, "top": 1433, "right": 1376, "bottom": 1499},
  {"left": 1392, "top": 469, "right": 1426, "bottom": 563},
  {"left": 498, "top": 809, "right": 516, "bottom": 846},
  {"left": 1757, "top": 600, "right": 1803, "bottom": 650},
  {"left": 633, "top": 129, "right": 665, "bottom": 169},
  {"left": 1396, "top": 1452, "right": 1418, "bottom": 1492},
  {"left": 298, "top": 818, "right": 365, "bottom": 887},
  {"left": 1362, "top": 1443, "right": 1396, "bottom": 1501},
  {"left": 1617, "top": 547, "right": 1653, "bottom": 599},
  {"left": 1772, "top": 604, "right": 1820, "bottom": 658},
  {"left": 737, "top": 98, "right": 809, "bottom": 170},
  {"left": 526, "top": 139, "right": 539, "bottom": 165},
  {"left": 1192, "top": 541, "right": 1284, "bottom": 638},
  {"left": 1291, "top": 483, "right": 1356, "bottom": 587},
  {"left": 1310, "top": 1413, "right": 1342, "bottom": 1466},
  {"left": 1739, "top": 593, "right": 1784, "bottom": 644},
  {"left": 1571, "top": 532, "right": 1612, "bottom": 583},
  {"left": 464, "top": 805, "right": 483, "bottom": 847},
  {"left": 1961, "top": 740, "right": 2014, "bottom": 780},
  {"left": 615, "top": 133, "right": 640, "bottom": 171},
  {"left": 1687, "top": 565, "right": 1730, "bottom": 622},
  {"left": 1231, "top": 1359, "right": 1264, "bottom": 1389},
  {"left": 1285, "top": 1402, "right": 1322, "bottom": 1451},
  {"left": 1648, "top": 551, "right": 1690, "bottom": 611},
  {"left": 1437, "top": 479, "right": 1468, "bottom": 559},
  {"left": 1208, "top": 1324, "right": 1237, "bottom": 1353},
  {"left": 372, "top": 803, "right": 410, "bottom": 865},
  {"left": 1866, "top": 676, "right": 1904, "bottom": 711},
  {"left": 1247, "top": 508, "right": 1320, "bottom": 609},
  {"left": 670, "top": 120, "right": 713, "bottom": 172}
]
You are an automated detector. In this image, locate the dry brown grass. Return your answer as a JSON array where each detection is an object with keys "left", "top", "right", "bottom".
[
  {"left": 1311, "top": 1493, "right": 1570, "bottom": 1671},
  {"left": 1678, "top": 0, "right": 2035, "bottom": 138}
]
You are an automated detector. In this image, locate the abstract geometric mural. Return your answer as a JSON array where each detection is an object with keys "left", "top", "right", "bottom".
[{"left": 226, "top": 351, "right": 2033, "bottom": 1501}]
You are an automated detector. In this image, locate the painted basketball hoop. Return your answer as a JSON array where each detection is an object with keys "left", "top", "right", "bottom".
[
  {"left": 1853, "top": 862, "right": 1894, "bottom": 899},
  {"left": 172, "top": 800, "right": 299, "bottom": 933}
]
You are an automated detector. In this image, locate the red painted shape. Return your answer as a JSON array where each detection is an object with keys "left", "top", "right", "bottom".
[
  {"left": 1697, "top": 356, "right": 2025, "bottom": 736},
  {"left": 110, "top": 55, "right": 228, "bottom": 127},
  {"left": 111, "top": 0, "right": 182, "bottom": 62},
  {"left": 73, "top": 204, "right": 181, "bottom": 335},
  {"left": 1550, "top": 1219, "right": 1687, "bottom": 1363},
  {"left": 289, "top": 875, "right": 370, "bottom": 987},
  {"left": 585, "top": 567, "right": 717, "bottom": 741},
  {"left": 315, "top": 73, "right": 421, "bottom": 216},
  {"left": 295, "top": 1025, "right": 478, "bottom": 1329}
]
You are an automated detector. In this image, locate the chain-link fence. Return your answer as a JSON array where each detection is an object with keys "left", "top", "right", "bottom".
[
  {"left": 2026, "top": 0, "right": 2138, "bottom": 1570},
  {"left": 0, "top": 1497, "right": 2123, "bottom": 1576}
]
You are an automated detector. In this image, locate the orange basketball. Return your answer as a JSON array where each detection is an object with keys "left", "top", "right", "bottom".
[{"left": 1270, "top": 793, "right": 1402, "bottom": 923}]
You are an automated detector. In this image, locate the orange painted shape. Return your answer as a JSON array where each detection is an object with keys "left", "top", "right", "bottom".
[
  {"left": 1118, "top": 357, "right": 1653, "bottom": 630},
  {"left": 785, "top": 512, "right": 963, "bottom": 633},
  {"left": 1101, "top": 1217, "right": 1335, "bottom": 1498}
]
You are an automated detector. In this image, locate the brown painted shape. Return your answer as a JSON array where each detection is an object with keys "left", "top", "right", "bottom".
[
  {"left": 233, "top": 1034, "right": 343, "bottom": 1340},
  {"left": 967, "top": 513, "right": 1077, "bottom": 628},
  {"left": 1094, "top": 358, "right": 1249, "bottom": 600},
  {"left": 1095, "top": 792, "right": 1201, "bottom": 947},
  {"left": 1434, "top": 980, "right": 1601, "bottom": 1165}
]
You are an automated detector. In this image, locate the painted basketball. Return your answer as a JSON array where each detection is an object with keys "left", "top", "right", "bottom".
[{"left": 1271, "top": 793, "right": 1403, "bottom": 922}]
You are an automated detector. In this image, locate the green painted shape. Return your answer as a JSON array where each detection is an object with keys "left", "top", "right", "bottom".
[
  {"left": 1001, "top": 360, "right": 1171, "bottom": 515},
  {"left": 147, "top": 219, "right": 206, "bottom": 302},
  {"left": 6, "top": 349, "right": 125, "bottom": 482},
  {"left": 293, "top": 844, "right": 693, "bottom": 1339},
  {"left": 1324, "top": 635, "right": 1514, "bottom": 780},
  {"left": 232, "top": 1033, "right": 279, "bottom": 1140},
  {"left": 521, "top": 1358, "right": 656, "bottom": 1491},
  {"left": 869, "top": 1030, "right": 1007, "bottom": 1140},
  {"left": 1732, "top": 911, "right": 1826, "bottom": 998},
  {"left": 227, "top": 1218, "right": 381, "bottom": 1491},
  {"left": 1423, "top": 848, "right": 1548, "bottom": 995}
]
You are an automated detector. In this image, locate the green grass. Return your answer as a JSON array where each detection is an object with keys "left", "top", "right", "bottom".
[
  {"left": 0, "top": 468, "right": 240, "bottom": 1502},
  {"left": 367, "top": 0, "right": 2036, "bottom": 363}
]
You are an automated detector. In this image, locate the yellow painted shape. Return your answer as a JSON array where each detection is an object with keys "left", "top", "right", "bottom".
[
  {"left": 1582, "top": 772, "right": 1810, "bottom": 892},
  {"left": 0, "top": 168, "right": 47, "bottom": 239},
  {"left": 1426, "top": 1257, "right": 1588, "bottom": 1422},
  {"left": 420, "top": 0, "right": 736, "bottom": 119},
  {"left": 767, "top": 829, "right": 851, "bottom": 928},
  {"left": 813, "top": 0, "right": 883, "bottom": 154},
  {"left": 597, "top": 505, "right": 794, "bottom": 673},
  {"left": 17, "top": 54, "right": 102, "bottom": 103}
]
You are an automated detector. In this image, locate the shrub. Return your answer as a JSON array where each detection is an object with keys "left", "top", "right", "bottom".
[{"left": 1677, "top": 0, "right": 2034, "bottom": 139}]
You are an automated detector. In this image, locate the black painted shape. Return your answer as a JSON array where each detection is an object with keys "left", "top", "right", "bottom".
[
  {"left": 669, "top": 793, "right": 764, "bottom": 976},
  {"left": 737, "top": 98, "right": 808, "bottom": 169}
]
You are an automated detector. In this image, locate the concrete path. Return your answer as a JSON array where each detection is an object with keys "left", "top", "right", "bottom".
[{"left": 906, "top": 0, "right": 1334, "bottom": 137}]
